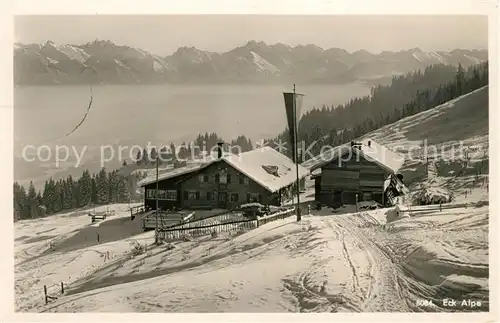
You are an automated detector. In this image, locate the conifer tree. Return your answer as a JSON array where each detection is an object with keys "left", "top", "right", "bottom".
[{"left": 96, "top": 168, "right": 109, "bottom": 204}]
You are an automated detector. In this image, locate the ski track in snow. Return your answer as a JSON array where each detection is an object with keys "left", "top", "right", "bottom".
[{"left": 15, "top": 202, "right": 489, "bottom": 313}]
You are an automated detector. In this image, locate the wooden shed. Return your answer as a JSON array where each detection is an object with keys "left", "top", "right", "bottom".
[{"left": 310, "top": 139, "right": 406, "bottom": 207}]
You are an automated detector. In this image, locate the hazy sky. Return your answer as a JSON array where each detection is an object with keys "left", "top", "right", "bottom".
[{"left": 15, "top": 15, "right": 488, "bottom": 56}]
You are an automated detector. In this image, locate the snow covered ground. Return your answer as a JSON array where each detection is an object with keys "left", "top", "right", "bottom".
[
  {"left": 14, "top": 202, "right": 488, "bottom": 313},
  {"left": 13, "top": 87, "right": 490, "bottom": 314},
  {"left": 14, "top": 203, "right": 142, "bottom": 312}
]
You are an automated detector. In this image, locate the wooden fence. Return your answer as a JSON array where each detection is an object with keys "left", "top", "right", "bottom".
[
  {"left": 158, "top": 219, "right": 258, "bottom": 241},
  {"left": 256, "top": 207, "right": 295, "bottom": 226},
  {"left": 142, "top": 211, "right": 195, "bottom": 230},
  {"left": 130, "top": 205, "right": 146, "bottom": 220},
  {"left": 166, "top": 210, "right": 248, "bottom": 230},
  {"left": 157, "top": 207, "right": 295, "bottom": 242},
  {"left": 399, "top": 200, "right": 488, "bottom": 214}
]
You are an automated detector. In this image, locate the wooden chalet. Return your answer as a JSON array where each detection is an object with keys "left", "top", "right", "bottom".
[
  {"left": 139, "top": 144, "right": 309, "bottom": 211},
  {"left": 310, "top": 139, "right": 406, "bottom": 207}
]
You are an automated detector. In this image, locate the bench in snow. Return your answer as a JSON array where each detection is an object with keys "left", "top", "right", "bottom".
[{"left": 89, "top": 212, "right": 107, "bottom": 223}]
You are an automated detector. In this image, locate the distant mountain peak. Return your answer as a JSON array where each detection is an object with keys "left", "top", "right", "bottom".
[
  {"left": 408, "top": 47, "right": 423, "bottom": 53},
  {"left": 245, "top": 40, "right": 267, "bottom": 47},
  {"left": 14, "top": 39, "right": 488, "bottom": 86},
  {"left": 294, "top": 43, "right": 324, "bottom": 51},
  {"left": 42, "top": 40, "right": 57, "bottom": 48}
]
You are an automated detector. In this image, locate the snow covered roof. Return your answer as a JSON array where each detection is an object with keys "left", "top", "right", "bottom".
[
  {"left": 138, "top": 162, "right": 208, "bottom": 187},
  {"left": 308, "top": 139, "right": 405, "bottom": 174},
  {"left": 138, "top": 151, "right": 237, "bottom": 187},
  {"left": 139, "top": 147, "right": 309, "bottom": 192},
  {"left": 223, "top": 146, "right": 309, "bottom": 193},
  {"left": 357, "top": 139, "right": 405, "bottom": 174},
  {"left": 306, "top": 144, "right": 352, "bottom": 171}
]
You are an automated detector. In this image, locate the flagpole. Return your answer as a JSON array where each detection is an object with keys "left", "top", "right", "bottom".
[
  {"left": 293, "top": 84, "right": 301, "bottom": 222},
  {"left": 155, "top": 156, "right": 159, "bottom": 244}
]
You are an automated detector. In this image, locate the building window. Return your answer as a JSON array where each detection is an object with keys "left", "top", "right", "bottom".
[
  {"left": 184, "top": 191, "right": 200, "bottom": 200},
  {"left": 230, "top": 193, "right": 239, "bottom": 202},
  {"left": 215, "top": 173, "right": 220, "bottom": 183},
  {"left": 203, "top": 174, "right": 209, "bottom": 182},
  {"left": 147, "top": 189, "right": 177, "bottom": 201},
  {"left": 247, "top": 193, "right": 260, "bottom": 203},
  {"left": 239, "top": 175, "right": 249, "bottom": 185},
  {"left": 219, "top": 173, "right": 227, "bottom": 184},
  {"left": 207, "top": 191, "right": 214, "bottom": 200},
  {"left": 198, "top": 175, "right": 204, "bottom": 183},
  {"left": 227, "top": 173, "right": 231, "bottom": 183},
  {"left": 157, "top": 190, "right": 166, "bottom": 199},
  {"left": 165, "top": 190, "right": 177, "bottom": 201}
]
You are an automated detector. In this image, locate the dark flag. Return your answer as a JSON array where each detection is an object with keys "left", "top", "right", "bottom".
[{"left": 283, "top": 91, "right": 304, "bottom": 163}]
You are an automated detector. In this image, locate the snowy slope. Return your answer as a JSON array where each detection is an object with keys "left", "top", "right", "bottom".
[
  {"left": 15, "top": 205, "right": 488, "bottom": 313},
  {"left": 14, "top": 87, "right": 489, "bottom": 314},
  {"left": 250, "top": 51, "right": 280, "bottom": 74},
  {"left": 303, "top": 86, "right": 489, "bottom": 205},
  {"left": 56, "top": 44, "right": 91, "bottom": 63}
]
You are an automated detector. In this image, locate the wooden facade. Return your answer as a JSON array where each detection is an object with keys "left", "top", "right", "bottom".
[
  {"left": 143, "top": 160, "right": 298, "bottom": 211},
  {"left": 178, "top": 161, "right": 280, "bottom": 210},
  {"left": 142, "top": 171, "right": 194, "bottom": 211},
  {"left": 316, "top": 149, "right": 391, "bottom": 207}
]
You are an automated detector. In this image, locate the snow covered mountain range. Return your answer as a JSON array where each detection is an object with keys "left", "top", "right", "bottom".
[{"left": 14, "top": 40, "right": 488, "bottom": 85}]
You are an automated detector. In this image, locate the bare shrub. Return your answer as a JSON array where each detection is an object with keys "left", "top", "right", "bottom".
[
  {"left": 413, "top": 185, "right": 454, "bottom": 205},
  {"left": 182, "top": 233, "right": 193, "bottom": 242},
  {"left": 475, "top": 200, "right": 488, "bottom": 208},
  {"left": 236, "top": 226, "right": 247, "bottom": 235},
  {"left": 165, "top": 242, "right": 176, "bottom": 251},
  {"left": 130, "top": 241, "right": 146, "bottom": 256}
]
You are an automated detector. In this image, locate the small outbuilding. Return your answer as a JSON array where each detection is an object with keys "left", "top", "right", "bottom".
[{"left": 309, "top": 139, "right": 407, "bottom": 207}]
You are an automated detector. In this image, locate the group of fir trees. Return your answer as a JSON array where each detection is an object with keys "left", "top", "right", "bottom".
[
  {"left": 264, "top": 62, "right": 488, "bottom": 159},
  {"left": 14, "top": 168, "right": 132, "bottom": 220}
]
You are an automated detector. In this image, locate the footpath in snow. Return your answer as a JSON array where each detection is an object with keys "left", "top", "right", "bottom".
[{"left": 14, "top": 201, "right": 489, "bottom": 313}]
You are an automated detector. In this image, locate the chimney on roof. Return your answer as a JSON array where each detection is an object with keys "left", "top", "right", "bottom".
[
  {"left": 217, "top": 142, "right": 223, "bottom": 159},
  {"left": 351, "top": 141, "right": 362, "bottom": 150}
]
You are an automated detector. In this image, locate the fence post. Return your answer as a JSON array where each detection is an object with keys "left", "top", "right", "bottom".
[
  {"left": 44, "top": 285, "right": 48, "bottom": 304},
  {"left": 61, "top": 282, "right": 64, "bottom": 294},
  {"left": 439, "top": 202, "right": 442, "bottom": 212},
  {"left": 97, "top": 233, "right": 100, "bottom": 242}
]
